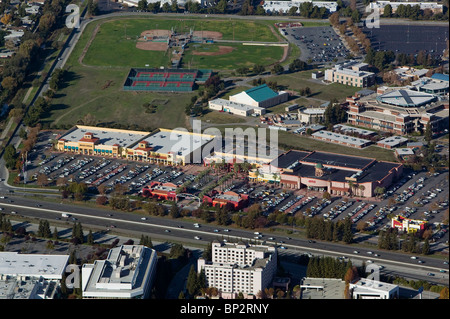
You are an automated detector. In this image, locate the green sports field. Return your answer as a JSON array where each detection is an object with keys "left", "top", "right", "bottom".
[
  {"left": 82, "top": 17, "right": 283, "bottom": 69},
  {"left": 43, "top": 16, "right": 289, "bottom": 131}
]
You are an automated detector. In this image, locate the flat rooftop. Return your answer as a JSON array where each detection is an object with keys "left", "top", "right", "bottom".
[
  {"left": 136, "top": 129, "right": 214, "bottom": 157},
  {"left": 301, "top": 278, "right": 345, "bottom": 299},
  {"left": 302, "top": 151, "right": 375, "bottom": 170},
  {"left": 0, "top": 252, "right": 69, "bottom": 280},
  {"left": 333, "top": 124, "right": 377, "bottom": 136},
  {"left": 312, "top": 130, "right": 372, "bottom": 147},
  {"left": 60, "top": 126, "right": 149, "bottom": 148},
  {"left": 377, "top": 136, "right": 408, "bottom": 147},
  {"left": 82, "top": 245, "right": 157, "bottom": 297}
]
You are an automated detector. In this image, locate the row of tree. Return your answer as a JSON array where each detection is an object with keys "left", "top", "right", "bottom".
[{"left": 306, "top": 216, "right": 354, "bottom": 244}]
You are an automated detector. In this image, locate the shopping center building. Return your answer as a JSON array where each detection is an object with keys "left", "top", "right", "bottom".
[
  {"left": 251, "top": 150, "right": 403, "bottom": 198},
  {"left": 56, "top": 126, "right": 216, "bottom": 165}
]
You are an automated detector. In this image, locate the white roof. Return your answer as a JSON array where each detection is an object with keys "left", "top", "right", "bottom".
[
  {"left": 312, "top": 130, "right": 371, "bottom": 147},
  {"left": 378, "top": 136, "right": 408, "bottom": 147},
  {"left": 60, "top": 126, "right": 149, "bottom": 148},
  {"left": 0, "top": 252, "right": 69, "bottom": 280},
  {"left": 395, "top": 148, "right": 414, "bottom": 155},
  {"left": 137, "top": 129, "right": 214, "bottom": 157}
]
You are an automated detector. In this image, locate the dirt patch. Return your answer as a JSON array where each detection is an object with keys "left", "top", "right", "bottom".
[
  {"left": 136, "top": 41, "right": 168, "bottom": 51},
  {"left": 192, "top": 31, "right": 223, "bottom": 40},
  {"left": 136, "top": 29, "right": 169, "bottom": 51},
  {"left": 192, "top": 45, "right": 234, "bottom": 56}
]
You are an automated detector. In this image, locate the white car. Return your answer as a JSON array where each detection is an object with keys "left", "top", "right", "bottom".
[
  {"left": 194, "top": 236, "right": 201, "bottom": 240},
  {"left": 410, "top": 256, "right": 417, "bottom": 260},
  {"left": 353, "top": 250, "right": 359, "bottom": 254},
  {"left": 141, "top": 217, "right": 147, "bottom": 220}
]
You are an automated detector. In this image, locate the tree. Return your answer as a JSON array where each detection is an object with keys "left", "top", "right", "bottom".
[
  {"left": 87, "top": 0, "right": 99, "bottom": 16},
  {"left": 186, "top": 265, "right": 198, "bottom": 296},
  {"left": 137, "top": 0, "right": 148, "bottom": 11},
  {"left": 3, "top": 145, "right": 18, "bottom": 169},
  {"left": 169, "top": 203, "right": 180, "bottom": 218},
  {"left": 271, "top": 64, "right": 284, "bottom": 75},
  {"left": 422, "top": 238, "right": 430, "bottom": 255},
  {"left": 424, "top": 122, "right": 433, "bottom": 143},
  {"left": 383, "top": 4, "right": 392, "bottom": 17}
]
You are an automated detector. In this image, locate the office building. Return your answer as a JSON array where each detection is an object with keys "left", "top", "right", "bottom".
[
  {"left": 197, "top": 241, "right": 277, "bottom": 299},
  {"left": 81, "top": 245, "right": 158, "bottom": 299},
  {"left": 325, "top": 61, "right": 376, "bottom": 88}
]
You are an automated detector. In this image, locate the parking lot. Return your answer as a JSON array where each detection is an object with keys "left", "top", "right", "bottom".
[
  {"left": 284, "top": 26, "right": 351, "bottom": 65},
  {"left": 20, "top": 131, "right": 449, "bottom": 247}
]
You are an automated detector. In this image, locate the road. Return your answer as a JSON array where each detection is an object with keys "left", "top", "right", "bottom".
[{"left": 1, "top": 195, "right": 448, "bottom": 286}]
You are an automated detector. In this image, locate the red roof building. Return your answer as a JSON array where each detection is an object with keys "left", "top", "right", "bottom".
[
  {"left": 141, "top": 182, "right": 178, "bottom": 201},
  {"left": 203, "top": 191, "right": 249, "bottom": 210}
]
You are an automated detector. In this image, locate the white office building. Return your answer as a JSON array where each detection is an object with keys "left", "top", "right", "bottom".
[
  {"left": 349, "top": 278, "right": 399, "bottom": 299},
  {"left": 0, "top": 252, "right": 70, "bottom": 299},
  {"left": 263, "top": 1, "right": 338, "bottom": 14},
  {"left": 81, "top": 245, "right": 158, "bottom": 299},
  {"left": 367, "top": 1, "right": 444, "bottom": 14},
  {"left": 197, "top": 241, "right": 278, "bottom": 299}
]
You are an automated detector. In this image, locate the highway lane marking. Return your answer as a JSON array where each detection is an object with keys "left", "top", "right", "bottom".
[{"left": 1, "top": 202, "right": 448, "bottom": 273}]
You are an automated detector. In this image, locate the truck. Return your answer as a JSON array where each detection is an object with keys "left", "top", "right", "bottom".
[{"left": 62, "top": 213, "right": 71, "bottom": 218}]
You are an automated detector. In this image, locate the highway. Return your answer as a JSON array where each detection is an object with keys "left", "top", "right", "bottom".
[{"left": 1, "top": 195, "right": 448, "bottom": 286}]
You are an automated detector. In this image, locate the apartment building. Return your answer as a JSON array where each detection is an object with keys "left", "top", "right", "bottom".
[
  {"left": 325, "top": 61, "right": 376, "bottom": 88},
  {"left": 197, "top": 241, "right": 278, "bottom": 299}
]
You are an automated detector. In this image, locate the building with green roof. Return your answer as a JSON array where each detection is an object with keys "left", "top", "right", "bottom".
[{"left": 229, "top": 84, "right": 289, "bottom": 108}]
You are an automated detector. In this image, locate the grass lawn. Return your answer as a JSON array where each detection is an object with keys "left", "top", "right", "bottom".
[
  {"left": 182, "top": 43, "right": 284, "bottom": 70},
  {"left": 44, "top": 66, "right": 194, "bottom": 130},
  {"left": 199, "top": 110, "right": 247, "bottom": 125},
  {"left": 268, "top": 70, "right": 361, "bottom": 102},
  {"left": 44, "top": 16, "right": 290, "bottom": 130},
  {"left": 83, "top": 17, "right": 280, "bottom": 68}
]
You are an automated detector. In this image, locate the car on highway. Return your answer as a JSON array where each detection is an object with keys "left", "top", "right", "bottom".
[
  {"left": 410, "top": 256, "right": 417, "bottom": 259},
  {"left": 440, "top": 269, "right": 446, "bottom": 273},
  {"left": 194, "top": 236, "right": 201, "bottom": 240},
  {"left": 279, "top": 246, "right": 287, "bottom": 250},
  {"left": 353, "top": 250, "right": 359, "bottom": 254},
  {"left": 427, "top": 273, "right": 435, "bottom": 276},
  {"left": 141, "top": 217, "right": 147, "bottom": 220},
  {"left": 165, "top": 229, "right": 170, "bottom": 233}
]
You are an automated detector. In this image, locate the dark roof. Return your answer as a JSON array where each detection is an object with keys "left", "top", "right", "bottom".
[
  {"left": 283, "top": 165, "right": 353, "bottom": 183},
  {"left": 272, "top": 150, "right": 311, "bottom": 169},
  {"left": 301, "top": 151, "right": 375, "bottom": 170},
  {"left": 358, "top": 161, "right": 401, "bottom": 183}
]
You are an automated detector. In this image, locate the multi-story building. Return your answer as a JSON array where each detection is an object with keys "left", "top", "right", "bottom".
[
  {"left": 263, "top": 1, "right": 338, "bottom": 14},
  {"left": 81, "top": 245, "right": 158, "bottom": 299},
  {"left": 197, "top": 241, "right": 278, "bottom": 299},
  {"left": 325, "top": 61, "right": 376, "bottom": 88},
  {"left": 367, "top": 1, "right": 444, "bottom": 14},
  {"left": 346, "top": 87, "right": 449, "bottom": 135}
]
